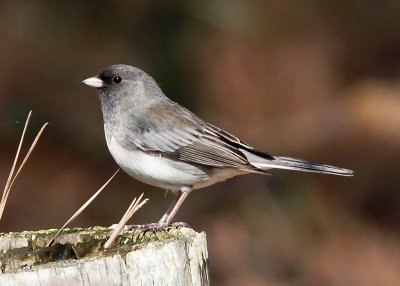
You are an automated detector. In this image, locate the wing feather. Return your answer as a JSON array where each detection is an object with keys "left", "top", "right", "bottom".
[{"left": 122, "top": 100, "right": 261, "bottom": 171}]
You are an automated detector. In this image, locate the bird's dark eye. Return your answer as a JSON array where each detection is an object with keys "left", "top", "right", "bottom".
[{"left": 113, "top": 76, "right": 122, "bottom": 83}]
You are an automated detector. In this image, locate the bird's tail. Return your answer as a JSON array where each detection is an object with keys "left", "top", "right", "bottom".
[{"left": 239, "top": 149, "right": 354, "bottom": 176}]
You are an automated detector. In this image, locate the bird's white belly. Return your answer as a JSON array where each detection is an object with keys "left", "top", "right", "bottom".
[{"left": 107, "top": 137, "right": 209, "bottom": 190}]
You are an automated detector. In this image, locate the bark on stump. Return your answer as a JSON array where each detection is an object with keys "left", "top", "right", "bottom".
[{"left": 0, "top": 226, "right": 210, "bottom": 285}]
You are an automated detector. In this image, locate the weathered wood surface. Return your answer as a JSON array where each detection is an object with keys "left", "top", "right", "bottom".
[{"left": 0, "top": 226, "right": 210, "bottom": 286}]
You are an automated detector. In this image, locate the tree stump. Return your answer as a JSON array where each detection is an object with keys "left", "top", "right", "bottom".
[{"left": 0, "top": 226, "right": 210, "bottom": 285}]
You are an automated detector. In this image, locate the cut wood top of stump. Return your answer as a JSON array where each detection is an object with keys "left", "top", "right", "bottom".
[{"left": 0, "top": 226, "right": 206, "bottom": 273}]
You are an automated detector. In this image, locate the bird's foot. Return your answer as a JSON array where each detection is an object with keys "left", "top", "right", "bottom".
[
  {"left": 126, "top": 222, "right": 159, "bottom": 232},
  {"left": 170, "top": 221, "right": 190, "bottom": 228},
  {"left": 126, "top": 221, "right": 190, "bottom": 233}
]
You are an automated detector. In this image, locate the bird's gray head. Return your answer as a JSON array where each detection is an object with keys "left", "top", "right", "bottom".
[{"left": 83, "top": 64, "right": 165, "bottom": 110}]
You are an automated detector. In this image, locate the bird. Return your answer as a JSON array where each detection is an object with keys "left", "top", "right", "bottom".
[{"left": 83, "top": 64, "right": 353, "bottom": 227}]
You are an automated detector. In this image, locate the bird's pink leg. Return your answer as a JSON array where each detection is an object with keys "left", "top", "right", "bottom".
[
  {"left": 159, "top": 191, "right": 189, "bottom": 225},
  {"left": 127, "top": 190, "right": 190, "bottom": 231},
  {"left": 158, "top": 192, "right": 183, "bottom": 224}
]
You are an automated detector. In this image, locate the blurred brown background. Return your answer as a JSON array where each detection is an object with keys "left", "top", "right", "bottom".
[{"left": 1, "top": 1, "right": 399, "bottom": 285}]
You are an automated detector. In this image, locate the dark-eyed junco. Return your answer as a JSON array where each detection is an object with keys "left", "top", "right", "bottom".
[{"left": 83, "top": 64, "right": 353, "bottom": 227}]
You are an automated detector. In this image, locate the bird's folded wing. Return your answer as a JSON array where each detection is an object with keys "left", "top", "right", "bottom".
[{"left": 123, "top": 107, "right": 260, "bottom": 170}]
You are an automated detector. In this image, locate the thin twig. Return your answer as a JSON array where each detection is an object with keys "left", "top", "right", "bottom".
[
  {"left": 47, "top": 169, "right": 120, "bottom": 247},
  {"left": 6, "top": 123, "right": 48, "bottom": 197},
  {"left": 2, "top": 111, "right": 31, "bottom": 199},
  {"left": 104, "top": 193, "right": 148, "bottom": 249},
  {"left": 1, "top": 111, "right": 32, "bottom": 217},
  {"left": 71, "top": 245, "right": 80, "bottom": 260},
  {"left": 0, "top": 111, "right": 47, "bottom": 222}
]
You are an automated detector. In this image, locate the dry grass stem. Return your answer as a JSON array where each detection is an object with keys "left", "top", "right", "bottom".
[
  {"left": 104, "top": 193, "right": 149, "bottom": 249},
  {"left": 48, "top": 168, "right": 120, "bottom": 246},
  {"left": 2, "top": 111, "right": 31, "bottom": 201},
  {"left": 6, "top": 123, "right": 48, "bottom": 195},
  {"left": 1, "top": 111, "right": 48, "bottom": 222}
]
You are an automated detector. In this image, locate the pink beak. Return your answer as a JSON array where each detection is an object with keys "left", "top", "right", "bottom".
[{"left": 82, "top": 76, "right": 104, "bottom": 88}]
